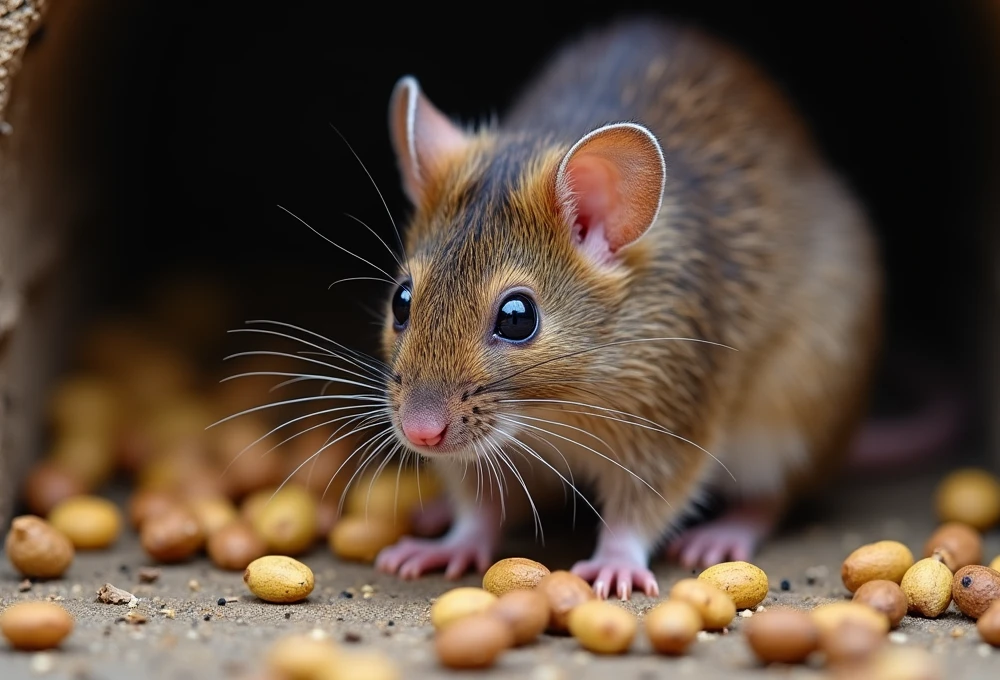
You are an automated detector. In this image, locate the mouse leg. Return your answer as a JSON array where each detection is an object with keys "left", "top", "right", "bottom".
[
  {"left": 571, "top": 523, "right": 660, "bottom": 601},
  {"left": 375, "top": 462, "right": 503, "bottom": 580},
  {"left": 663, "top": 495, "right": 784, "bottom": 569}
]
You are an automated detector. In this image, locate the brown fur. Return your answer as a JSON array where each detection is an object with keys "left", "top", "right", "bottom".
[{"left": 380, "top": 18, "right": 882, "bottom": 549}]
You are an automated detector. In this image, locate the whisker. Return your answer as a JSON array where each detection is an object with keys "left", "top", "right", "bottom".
[
  {"left": 328, "top": 276, "right": 397, "bottom": 290},
  {"left": 343, "top": 212, "right": 406, "bottom": 275},
  {"left": 221, "top": 368, "right": 383, "bottom": 394},
  {"left": 327, "top": 124, "right": 411, "bottom": 277},
  {"left": 497, "top": 414, "right": 671, "bottom": 510},
  {"left": 225, "top": 331, "right": 391, "bottom": 382},
  {"left": 501, "top": 398, "right": 735, "bottom": 482},
  {"left": 241, "top": 319, "right": 392, "bottom": 373},
  {"left": 484, "top": 436, "right": 541, "bottom": 541},
  {"left": 207, "top": 393, "right": 386, "bottom": 430},
  {"left": 480, "top": 336, "right": 738, "bottom": 393},
  {"left": 277, "top": 204, "right": 399, "bottom": 283}
]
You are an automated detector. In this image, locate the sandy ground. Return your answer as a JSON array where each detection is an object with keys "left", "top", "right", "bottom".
[{"left": 1, "top": 469, "right": 999, "bottom": 680}]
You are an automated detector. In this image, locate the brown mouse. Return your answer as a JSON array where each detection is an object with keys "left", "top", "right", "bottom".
[{"left": 367, "top": 16, "right": 885, "bottom": 600}]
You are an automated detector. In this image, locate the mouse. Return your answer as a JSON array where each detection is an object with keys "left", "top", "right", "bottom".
[{"left": 365, "top": 16, "right": 890, "bottom": 601}]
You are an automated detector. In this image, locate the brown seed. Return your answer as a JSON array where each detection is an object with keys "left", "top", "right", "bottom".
[
  {"left": 669, "top": 578, "right": 736, "bottom": 630},
  {"left": 281, "top": 428, "right": 351, "bottom": 499},
  {"left": 211, "top": 418, "right": 285, "bottom": 499},
  {"left": 567, "top": 599, "right": 638, "bottom": 654},
  {"left": 240, "top": 487, "right": 278, "bottom": 525},
  {"left": 430, "top": 588, "right": 499, "bottom": 631},
  {"left": 243, "top": 555, "right": 315, "bottom": 604},
  {"left": 900, "top": 558, "right": 953, "bottom": 618},
  {"left": 810, "top": 601, "right": 890, "bottom": 638},
  {"left": 187, "top": 496, "right": 239, "bottom": 537},
  {"left": 252, "top": 485, "right": 318, "bottom": 556},
  {"left": 48, "top": 495, "right": 123, "bottom": 550},
  {"left": 536, "top": 570, "right": 597, "bottom": 633},
  {"left": 434, "top": 612, "right": 514, "bottom": 669},
  {"left": 4, "top": 515, "right": 75, "bottom": 579},
  {"left": 852, "top": 580, "right": 908, "bottom": 628},
  {"left": 820, "top": 618, "right": 887, "bottom": 667},
  {"left": 127, "top": 489, "right": 182, "bottom": 530},
  {"left": 935, "top": 468, "right": 1000, "bottom": 531},
  {"left": 0, "top": 601, "right": 74, "bottom": 650},
  {"left": 841, "top": 540, "right": 914, "bottom": 593},
  {"left": 744, "top": 606, "right": 819, "bottom": 664},
  {"left": 923, "top": 522, "right": 982, "bottom": 571},
  {"left": 140, "top": 505, "right": 205, "bottom": 563},
  {"left": 487, "top": 589, "right": 550, "bottom": 645},
  {"left": 49, "top": 434, "right": 117, "bottom": 492},
  {"left": 20, "top": 461, "right": 88, "bottom": 516},
  {"left": 977, "top": 600, "right": 1000, "bottom": 646},
  {"left": 644, "top": 599, "right": 704, "bottom": 656},
  {"left": 952, "top": 564, "right": 1000, "bottom": 619},
  {"left": 328, "top": 516, "right": 404, "bottom": 563},
  {"left": 207, "top": 520, "right": 268, "bottom": 571},
  {"left": 698, "top": 561, "right": 769, "bottom": 609},
  {"left": 483, "top": 557, "right": 551, "bottom": 597}
]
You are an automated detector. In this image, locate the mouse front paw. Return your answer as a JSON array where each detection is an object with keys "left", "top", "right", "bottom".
[
  {"left": 571, "top": 558, "right": 659, "bottom": 601},
  {"left": 375, "top": 535, "right": 493, "bottom": 580}
]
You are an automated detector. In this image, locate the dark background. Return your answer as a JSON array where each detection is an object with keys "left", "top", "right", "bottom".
[{"left": 80, "top": 1, "right": 996, "bottom": 441}]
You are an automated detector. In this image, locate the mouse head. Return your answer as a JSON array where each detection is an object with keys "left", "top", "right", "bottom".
[{"left": 381, "top": 76, "right": 665, "bottom": 458}]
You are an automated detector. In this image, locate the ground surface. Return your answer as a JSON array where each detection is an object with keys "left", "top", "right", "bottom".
[{"left": 1, "top": 469, "right": 999, "bottom": 680}]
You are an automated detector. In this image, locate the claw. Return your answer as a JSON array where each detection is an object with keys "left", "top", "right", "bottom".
[
  {"left": 664, "top": 500, "right": 779, "bottom": 569},
  {"left": 571, "top": 526, "right": 657, "bottom": 601},
  {"left": 375, "top": 510, "right": 497, "bottom": 580}
]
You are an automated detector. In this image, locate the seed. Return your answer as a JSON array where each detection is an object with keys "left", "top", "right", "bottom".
[
  {"left": 20, "top": 461, "right": 88, "bottom": 517},
  {"left": 820, "top": 618, "right": 887, "bottom": 667},
  {"left": 434, "top": 612, "right": 514, "bottom": 669},
  {"left": 487, "top": 589, "right": 550, "bottom": 645},
  {"left": 49, "top": 433, "right": 116, "bottom": 491},
  {"left": 952, "top": 564, "right": 1000, "bottom": 619},
  {"left": 483, "top": 557, "right": 551, "bottom": 597},
  {"left": 430, "top": 587, "right": 499, "bottom": 631},
  {"left": 810, "top": 601, "right": 890, "bottom": 638},
  {"left": 536, "top": 570, "right": 597, "bottom": 633},
  {"left": 140, "top": 505, "right": 205, "bottom": 563},
  {"left": 841, "top": 540, "right": 914, "bottom": 593},
  {"left": 264, "top": 633, "right": 339, "bottom": 679},
  {"left": 345, "top": 468, "right": 442, "bottom": 528},
  {"left": 206, "top": 520, "right": 268, "bottom": 571},
  {"left": 187, "top": 496, "right": 239, "bottom": 537},
  {"left": 567, "top": 599, "right": 638, "bottom": 654},
  {"left": 900, "top": 557, "right": 953, "bottom": 618},
  {"left": 923, "top": 522, "right": 982, "bottom": 571},
  {"left": 244, "top": 555, "right": 315, "bottom": 604},
  {"left": 669, "top": 578, "right": 736, "bottom": 630},
  {"left": 328, "top": 516, "right": 403, "bottom": 563},
  {"left": 935, "top": 468, "right": 1000, "bottom": 531},
  {"left": 837, "top": 645, "right": 944, "bottom": 680},
  {"left": 644, "top": 599, "right": 703, "bottom": 656},
  {"left": 319, "top": 649, "right": 401, "bottom": 680},
  {"left": 252, "top": 484, "right": 318, "bottom": 556},
  {"left": 991, "top": 555, "right": 1000, "bottom": 572},
  {"left": 4, "top": 516, "right": 75, "bottom": 579},
  {"left": 743, "top": 606, "right": 819, "bottom": 664},
  {"left": 698, "top": 561, "right": 769, "bottom": 609},
  {"left": 48, "top": 495, "right": 122, "bottom": 550},
  {"left": 852, "top": 580, "right": 907, "bottom": 628},
  {"left": 127, "top": 489, "right": 182, "bottom": 530},
  {"left": 0, "top": 602, "right": 74, "bottom": 650},
  {"left": 977, "top": 600, "right": 1000, "bottom": 646},
  {"left": 211, "top": 418, "right": 286, "bottom": 499}
]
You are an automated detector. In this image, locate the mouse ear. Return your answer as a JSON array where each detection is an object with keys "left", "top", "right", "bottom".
[
  {"left": 389, "top": 76, "right": 470, "bottom": 205},
  {"left": 555, "top": 122, "right": 666, "bottom": 260}
]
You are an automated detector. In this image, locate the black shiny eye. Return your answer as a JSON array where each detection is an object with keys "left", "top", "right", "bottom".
[
  {"left": 494, "top": 293, "right": 538, "bottom": 343},
  {"left": 392, "top": 283, "right": 411, "bottom": 329}
]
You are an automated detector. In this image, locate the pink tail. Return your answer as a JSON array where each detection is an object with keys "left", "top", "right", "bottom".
[{"left": 846, "top": 358, "right": 968, "bottom": 473}]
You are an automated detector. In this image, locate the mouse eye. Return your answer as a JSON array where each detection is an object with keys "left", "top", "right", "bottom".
[
  {"left": 391, "top": 283, "right": 412, "bottom": 329},
  {"left": 494, "top": 293, "right": 538, "bottom": 343}
]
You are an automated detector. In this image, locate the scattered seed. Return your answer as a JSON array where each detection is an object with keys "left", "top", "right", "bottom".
[{"left": 137, "top": 567, "right": 161, "bottom": 584}]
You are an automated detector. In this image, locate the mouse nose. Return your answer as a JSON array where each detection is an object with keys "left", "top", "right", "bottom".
[{"left": 400, "top": 411, "right": 449, "bottom": 448}]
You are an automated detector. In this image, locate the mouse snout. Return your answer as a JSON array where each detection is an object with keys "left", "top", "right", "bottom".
[{"left": 399, "top": 392, "right": 449, "bottom": 449}]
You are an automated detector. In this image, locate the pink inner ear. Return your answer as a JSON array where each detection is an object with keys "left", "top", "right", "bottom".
[{"left": 565, "top": 154, "right": 620, "bottom": 262}]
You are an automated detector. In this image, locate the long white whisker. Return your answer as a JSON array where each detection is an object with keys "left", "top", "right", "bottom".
[
  {"left": 516, "top": 429, "right": 576, "bottom": 527},
  {"left": 277, "top": 204, "right": 399, "bottom": 283},
  {"left": 345, "top": 431, "right": 400, "bottom": 518},
  {"left": 207, "top": 393, "right": 386, "bottom": 430},
  {"left": 328, "top": 276, "right": 397, "bottom": 290},
  {"left": 241, "top": 319, "right": 392, "bottom": 373},
  {"left": 343, "top": 212, "right": 405, "bottom": 273},
  {"left": 223, "top": 336, "right": 390, "bottom": 382},
  {"left": 484, "top": 437, "right": 540, "bottom": 541},
  {"left": 222, "top": 369, "right": 383, "bottom": 394},
  {"left": 498, "top": 414, "right": 671, "bottom": 510},
  {"left": 501, "top": 399, "right": 735, "bottom": 483}
]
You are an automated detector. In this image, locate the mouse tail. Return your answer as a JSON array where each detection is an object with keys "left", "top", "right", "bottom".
[{"left": 846, "top": 357, "right": 968, "bottom": 473}]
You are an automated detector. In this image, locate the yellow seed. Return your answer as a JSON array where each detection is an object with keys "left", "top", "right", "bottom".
[
  {"left": 669, "top": 578, "right": 736, "bottom": 630},
  {"left": 0, "top": 602, "right": 74, "bottom": 650},
  {"left": 841, "top": 540, "right": 914, "bottom": 593},
  {"left": 900, "top": 557, "right": 953, "bottom": 618},
  {"left": 48, "top": 495, "right": 122, "bottom": 550},
  {"left": 243, "top": 555, "right": 315, "bottom": 603},
  {"left": 698, "top": 561, "right": 769, "bottom": 609},
  {"left": 566, "top": 599, "right": 638, "bottom": 654},
  {"left": 430, "top": 587, "right": 499, "bottom": 630},
  {"left": 482, "top": 557, "right": 551, "bottom": 596}
]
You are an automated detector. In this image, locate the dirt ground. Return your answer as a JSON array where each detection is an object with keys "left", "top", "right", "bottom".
[{"left": 1, "top": 468, "right": 998, "bottom": 680}]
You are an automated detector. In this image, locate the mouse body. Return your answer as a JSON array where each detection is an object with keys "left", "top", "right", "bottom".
[{"left": 371, "top": 17, "right": 883, "bottom": 600}]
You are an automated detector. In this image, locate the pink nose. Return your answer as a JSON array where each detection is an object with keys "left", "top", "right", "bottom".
[{"left": 401, "top": 413, "right": 448, "bottom": 448}]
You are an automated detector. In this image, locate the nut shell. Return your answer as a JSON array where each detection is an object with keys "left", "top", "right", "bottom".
[
  {"left": 744, "top": 607, "right": 820, "bottom": 664},
  {"left": 977, "top": 600, "right": 1000, "bottom": 646},
  {"left": 922, "top": 522, "right": 982, "bottom": 571},
  {"left": 430, "top": 587, "right": 499, "bottom": 631},
  {"left": 48, "top": 495, "right": 123, "bottom": 550},
  {"left": 698, "top": 561, "right": 769, "bottom": 609},
  {"left": 852, "top": 580, "right": 907, "bottom": 628},
  {"left": 810, "top": 601, "right": 890, "bottom": 638},
  {"left": 488, "top": 589, "right": 550, "bottom": 645},
  {"left": 536, "top": 570, "right": 596, "bottom": 632},
  {"left": 0, "top": 601, "right": 74, "bottom": 650},
  {"left": 4, "top": 515, "right": 75, "bottom": 579},
  {"left": 566, "top": 600, "right": 638, "bottom": 654},
  {"left": 820, "top": 618, "right": 886, "bottom": 667},
  {"left": 669, "top": 578, "right": 736, "bottom": 630},
  {"left": 434, "top": 612, "right": 514, "bottom": 669},
  {"left": 900, "top": 557, "right": 953, "bottom": 618},
  {"left": 952, "top": 564, "right": 1000, "bottom": 619},
  {"left": 243, "top": 555, "right": 315, "bottom": 603},
  {"left": 140, "top": 505, "right": 205, "bottom": 563},
  {"left": 207, "top": 520, "right": 268, "bottom": 571},
  {"left": 482, "top": 557, "right": 550, "bottom": 596},
  {"left": 841, "top": 540, "right": 914, "bottom": 593},
  {"left": 644, "top": 599, "right": 703, "bottom": 656},
  {"left": 935, "top": 468, "right": 1000, "bottom": 531}
]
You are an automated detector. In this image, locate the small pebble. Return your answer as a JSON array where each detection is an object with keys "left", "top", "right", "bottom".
[
  {"left": 696, "top": 631, "right": 719, "bottom": 641},
  {"left": 343, "top": 632, "right": 362, "bottom": 643},
  {"left": 739, "top": 609, "right": 753, "bottom": 618},
  {"left": 780, "top": 579, "right": 790, "bottom": 591},
  {"left": 978, "top": 643, "right": 992, "bottom": 657},
  {"left": 951, "top": 627, "right": 965, "bottom": 637},
  {"left": 188, "top": 579, "right": 201, "bottom": 592},
  {"left": 18, "top": 580, "right": 32, "bottom": 592},
  {"left": 889, "top": 632, "right": 908, "bottom": 644},
  {"left": 340, "top": 591, "right": 353, "bottom": 599},
  {"left": 30, "top": 652, "right": 54, "bottom": 674},
  {"left": 217, "top": 598, "right": 226, "bottom": 606},
  {"left": 284, "top": 612, "right": 291, "bottom": 620},
  {"left": 203, "top": 614, "right": 211, "bottom": 621}
]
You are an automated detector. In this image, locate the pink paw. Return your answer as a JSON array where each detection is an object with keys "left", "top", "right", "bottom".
[
  {"left": 409, "top": 498, "right": 453, "bottom": 537},
  {"left": 375, "top": 536, "right": 492, "bottom": 580},
  {"left": 665, "top": 520, "right": 761, "bottom": 570},
  {"left": 571, "top": 558, "right": 660, "bottom": 601}
]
